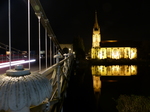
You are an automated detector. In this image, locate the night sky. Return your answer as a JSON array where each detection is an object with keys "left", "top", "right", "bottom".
[{"left": 0, "top": 0, "right": 150, "bottom": 52}]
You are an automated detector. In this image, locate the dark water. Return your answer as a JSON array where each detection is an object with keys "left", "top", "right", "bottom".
[
  {"left": 63, "top": 65, "right": 96, "bottom": 112},
  {"left": 64, "top": 64, "right": 150, "bottom": 112}
]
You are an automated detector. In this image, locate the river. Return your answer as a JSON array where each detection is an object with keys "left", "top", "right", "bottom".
[
  {"left": 92, "top": 64, "right": 150, "bottom": 112},
  {"left": 63, "top": 63, "right": 150, "bottom": 112}
]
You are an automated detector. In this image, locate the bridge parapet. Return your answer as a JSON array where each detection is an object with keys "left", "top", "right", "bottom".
[{"left": 0, "top": 53, "right": 74, "bottom": 112}]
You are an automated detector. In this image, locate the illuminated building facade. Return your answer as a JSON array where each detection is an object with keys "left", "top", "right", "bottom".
[{"left": 91, "top": 12, "right": 137, "bottom": 59}]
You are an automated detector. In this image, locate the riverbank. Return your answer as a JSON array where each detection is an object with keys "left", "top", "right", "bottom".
[{"left": 88, "top": 59, "right": 150, "bottom": 65}]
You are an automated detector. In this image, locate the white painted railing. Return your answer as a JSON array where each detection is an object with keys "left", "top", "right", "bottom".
[
  {"left": 0, "top": 53, "right": 74, "bottom": 112},
  {"left": 0, "top": 0, "right": 74, "bottom": 111},
  {"left": 30, "top": 53, "right": 74, "bottom": 112}
]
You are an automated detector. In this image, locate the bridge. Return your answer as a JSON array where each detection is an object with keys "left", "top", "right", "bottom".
[{"left": 0, "top": 0, "right": 76, "bottom": 112}]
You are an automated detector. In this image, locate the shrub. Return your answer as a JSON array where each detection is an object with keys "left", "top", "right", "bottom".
[{"left": 116, "top": 95, "right": 150, "bottom": 112}]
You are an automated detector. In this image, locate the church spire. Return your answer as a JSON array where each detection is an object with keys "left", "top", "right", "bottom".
[
  {"left": 94, "top": 11, "right": 99, "bottom": 29},
  {"left": 92, "top": 11, "right": 101, "bottom": 48}
]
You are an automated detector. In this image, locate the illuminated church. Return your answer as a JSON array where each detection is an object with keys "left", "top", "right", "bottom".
[{"left": 91, "top": 12, "right": 137, "bottom": 59}]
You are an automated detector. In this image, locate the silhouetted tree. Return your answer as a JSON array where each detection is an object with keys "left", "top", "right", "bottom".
[{"left": 73, "top": 36, "right": 85, "bottom": 59}]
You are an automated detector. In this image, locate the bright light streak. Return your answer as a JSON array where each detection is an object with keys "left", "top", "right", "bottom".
[
  {"left": 0, "top": 59, "right": 36, "bottom": 68},
  {"left": 0, "top": 60, "right": 25, "bottom": 66}
]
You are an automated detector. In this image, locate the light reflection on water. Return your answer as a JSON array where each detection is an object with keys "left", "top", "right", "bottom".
[
  {"left": 93, "top": 75, "right": 101, "bottom": 93},
  {"left": 92, "top": 65, "right": 137, "bottom": 93},
  {"left": 91, "top": 65, "right": 137, "bottom": 76}
]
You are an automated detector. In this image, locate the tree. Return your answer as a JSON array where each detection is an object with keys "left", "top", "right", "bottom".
[{"left": 73, "top": 36, "right": 85, "bottom": 59}]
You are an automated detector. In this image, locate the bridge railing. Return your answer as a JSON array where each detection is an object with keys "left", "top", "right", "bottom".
[
  {"left": 0, "top": 0, "right": 74, "bottom": 111},
  {"left": 30, "top": 53, "right": 74, "bottom": 112}
]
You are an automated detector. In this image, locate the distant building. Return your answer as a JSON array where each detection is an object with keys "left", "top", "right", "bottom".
[{"left": 91, "top": 11, "right": 137, "bottom": 59}]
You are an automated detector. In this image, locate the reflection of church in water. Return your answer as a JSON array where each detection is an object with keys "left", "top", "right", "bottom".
[
  {"left": 92, "top": 65, "right": 137, "bottom": 76},
  {"left": 92, "top": 65, "right": 137, "bottom": 93},
  {"left": 91, "top": 12, "right": 137, "bottom": 59}
]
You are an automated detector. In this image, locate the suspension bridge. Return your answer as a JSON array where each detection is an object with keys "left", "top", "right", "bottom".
[{"left": 0, "top": 0, "right": 77, "bottom": 112}]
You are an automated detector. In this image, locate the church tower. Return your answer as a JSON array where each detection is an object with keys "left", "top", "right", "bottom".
[
  {"left": 91, "top": 11, "right": 137, "bottom": 60},
  {"left": 92, "top": 11, "right": 101, "bottom": 47}
]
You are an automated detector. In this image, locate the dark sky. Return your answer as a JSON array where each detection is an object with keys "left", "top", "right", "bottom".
[{"left": 0, "top": 0, "right": 150, "bottom": 52}]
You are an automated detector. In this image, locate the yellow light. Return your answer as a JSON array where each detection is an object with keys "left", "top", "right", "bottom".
[
  {"left": 6, "top": 51, "right": 10, "bottom": 55},
  {"left": 104, "top": 40, "right": 118, "bottom": 42},
  {"left": 91, "top": 65, "right": 137, "bottom": 76},
  {"left": 112, "top": 65, "right": 120, "bottom": 75},
  {"left": 98, "top": 51, "right": 103, "bottom": 59},
  {"left": 131, "top": 65, "right": 137, "bottom": 75},
  {"left": 130, "top": 48, "right": 137, "bottom": 59},
  {"left": 93, "top": 76, "right": 101, "bottom": 93},
  {"left": 91, "top": 47, "right": 137, "bottom": 59},
  {"left": 112, "top": 50, "right": 120, "bottom": 59}
]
